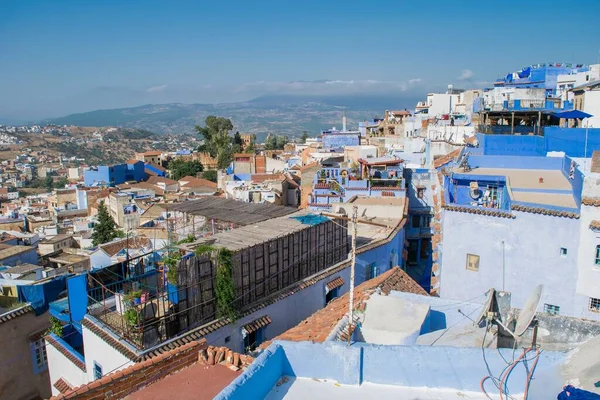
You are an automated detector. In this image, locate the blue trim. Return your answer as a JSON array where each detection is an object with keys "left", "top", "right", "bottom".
[{"left": 49, "top": 332, "right": 85, "bottom": 365}]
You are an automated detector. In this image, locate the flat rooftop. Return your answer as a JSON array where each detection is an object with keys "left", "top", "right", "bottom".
[
  {"left": 126, "top": 363, "right": 240, "bottom": 400},
  {"left": 454, "top": 167, "right": 576, "bottom": 208},
  {"left": 454, "top": 168, "right": 571, "bottom": 190},
  {"left": 266, "top": 377, "right": 498, "bottom": 400}
]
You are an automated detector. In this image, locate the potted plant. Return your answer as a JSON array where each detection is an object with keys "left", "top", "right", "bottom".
[
  {"left": 124, "top": 289, "right": 143, "bottom": 306},
  {"left": 123, "top": 308, "right": 139, "bottom": 328}
]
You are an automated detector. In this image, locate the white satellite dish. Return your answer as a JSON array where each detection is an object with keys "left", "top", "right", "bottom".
[{"left": 513, "top": 284, "right": 544, "bottom": 337}]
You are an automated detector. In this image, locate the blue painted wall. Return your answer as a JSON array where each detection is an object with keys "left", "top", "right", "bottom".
[
  {"left": 216, "top": 341, "right": 566, "bottom": 399},
  {"left": 144, "top": 163, "right": 166, "bottom": 177},
  {"left": 545, "top": 127, "right": 600, "bottom": 157},
  {"left": 322, "top": 133, "right": 359, "bottom": 149},
  {"left": 125, "top": 161, "right": 145, "bottom": 182},
  {"left": 84, "top": 164, "right": 128, "bottom": 186},
  {"left": 476, "top": 134, "right": 545, "bottom": 156},
  {"left": 439, "top": 209, "right": 598, "bottom": 320}
]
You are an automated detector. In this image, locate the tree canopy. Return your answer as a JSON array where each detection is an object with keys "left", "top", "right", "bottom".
[
  {"left": 92, "top": 201, "right": 120, "bottom": 246},
  {"left": 201, "top": 170, "right": 218, "bottom": 183},
  {"left": 265, "top": 134, "right": 289, "bottom": 150},
  {"left": 301, "top": 131, "right": 309, "bottom": 143},
  {"left": 196, "top": 116, "right": 235, "bottom": 169},
  {"left": 168, "top": 159, "right": 204, "bottom": 181}
]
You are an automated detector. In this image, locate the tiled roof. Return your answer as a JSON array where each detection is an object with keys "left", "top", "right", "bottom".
[
  {"left": 433, "top": 149, "right": 461, "bottom": 169},
  {"left": 325, "top": 277, "right": 344, "bottom": 291},
  {"left": 126, "top": 159, "right": 141, "bottom": 165},
  {"left": 510, "top": 204, "right": 579, "bottom": 219},
  {"left": 53, "top": 340, "right": 206, "bottom": 400},
  {"left": 143, "top": 151, "right": 163, "bottom": 156},
  {"left": 381, "top": 191, "right": 396, "bottom": 197},
  {"left": 130, "top": 182, "right": 165, "bottom": 196},
  {"left": 242, "top": 315, "right": 272, "bottom": 334},
  {"left": 53, "top": 378, "right": 73, "bottom": 394},
  {"left": 465, "top": 136, "right": 478, "bottom": 145},
  {"left": 0, "top": 304, "right": 33, "bottom": 324},
  {"left": 443, "top": 204, "right": 516, "bottom": 219},
  {"left": 314, "top": 182, "right": 330, "bottom": 189},
  {"left": 590, "top": 220, "right": 600, "bottom": 230},
  {"left": 371, "top": 187, "right": 404, "bottom": 191},
  {"left": 81, "top": 318, "right": 138, "bottom": 360},
  {"left": 179, "top": 176, "right": 217, "bottom": 188},
  {"left": 98, "top": 236, "right": 151, "bottom": 257},
  {"left": 308, "top": 203, "right": 332, "bottom": 207},
  {"left": 46, "top": 335, "right": 87, "bottom": 371},
  {"left": 147, "top": 176, "right": 178, "bottom": 186},
  {"left": 582, "top": 197, "right": 600, "bottom": 207},
  {"left": 261, "top": 267, "right": 428, "bottom": 345}
]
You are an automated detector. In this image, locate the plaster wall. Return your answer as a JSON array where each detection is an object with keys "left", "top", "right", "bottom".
[
  {"left": 439, "top": 210, "right": 599, "bottom": 321},
  {"left": 82, "top": 321, "right": 134, "bottom": 383},
  {"left": 47, "top": 342, "right": 87, "bottom": 396}
]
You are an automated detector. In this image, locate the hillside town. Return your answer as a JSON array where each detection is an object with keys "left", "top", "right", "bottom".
[{"left": 1, "top": 61, "right": 600, "bottom": 400}]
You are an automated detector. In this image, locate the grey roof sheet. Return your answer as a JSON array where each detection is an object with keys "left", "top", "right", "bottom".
[{"left": 169, "top": 197, "right": 297, "bottom": 225}]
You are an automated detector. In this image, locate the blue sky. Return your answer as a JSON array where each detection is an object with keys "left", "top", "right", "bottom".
[{"left": 1, "top": 0, "right": 600, "bottom": 120}]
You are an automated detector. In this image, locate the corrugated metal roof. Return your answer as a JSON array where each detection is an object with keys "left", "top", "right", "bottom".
[
  {"left": 183, "top": 209, "right": 320, "bottom": 251},
  {"left": 169, "top": 197, "right": 297, "bottom": 225}
]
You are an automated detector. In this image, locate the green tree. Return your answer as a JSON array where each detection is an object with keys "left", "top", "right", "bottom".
[
  {"left": 44, "top": 176, "right": 54, "bottom": 191},
  {"left": 168, "top": 159, "right": 204, "bottom": 180},
  {"left": 301, "top": 131, "right": 309, "bottom": 143},
  {"left": 201, "top": 170, "right": 218, "bottom": 183},
  {"left": 233, "top": 131, "right": 243, "bottom": 147},
  {"left": 195, "top": 116, "right": 235, "bottom": 169},
  {"left": 92, "top": 201, "right": 120, "bottom": 246},
  {"left": 265, "top": 134, "right": 289, "bottom": 150}
]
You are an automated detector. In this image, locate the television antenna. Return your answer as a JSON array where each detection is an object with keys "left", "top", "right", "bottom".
[{"left": 475, "top": 284, "right": 544, "bottom": 339}]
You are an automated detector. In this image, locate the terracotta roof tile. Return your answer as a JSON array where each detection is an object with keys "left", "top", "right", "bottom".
[
  {"left": 0, "top": 304, "right": 34, "bottom": 324},
  {"left": 260, "top": 267, "right": 427, "bottom": 347},
  {"left": 325, "top": 277, "right": 344, "bottom": 291},
  {"left": 314, "top": 182, "right": 330, "bottom": 189},
  {"left": 582, "top": 197, "right": 600, "bottom": 207},
  {"left": 433, "top": 149, "right": 462, "bottom": 169},
  {"left": 242, "top": 315, "right": 272, "bottom": 334},
  {"left": 53, "top": 378, "right": 73, "bottom": 394},
  {"left": 179, "top": 176, "right": 217, "bottom": 188},
  {"left": 510, "top": 204, "right": 579, "bottom": 219},
  {"left": 99, "top": 236, "right": 151, "bottom": 257},
  {"left": 46, "top": 335, "right": 87, "bottom": 372},
  {"left": 147, "top": 176, "right": 178, "bottom": 186},
  {"left": 590, "top": 220, "right": 600, "bottom": 230},
  {"left": 444, "top": 204, "right": 516, "bottom": 219}
]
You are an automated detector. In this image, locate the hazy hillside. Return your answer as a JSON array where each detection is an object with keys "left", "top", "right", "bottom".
[{"left": 42, "top": 94, "right": 419, "bottom": 139}]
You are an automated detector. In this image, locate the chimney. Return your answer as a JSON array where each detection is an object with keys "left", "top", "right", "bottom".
[{"left": 342, "top": 110, "right": 347, "bottom": 132}]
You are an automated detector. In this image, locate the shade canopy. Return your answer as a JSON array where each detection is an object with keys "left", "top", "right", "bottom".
[{"left": 552, "top": 110, "right": 593, "bottom": 119}]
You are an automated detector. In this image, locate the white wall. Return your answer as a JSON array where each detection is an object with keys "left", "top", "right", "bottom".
[
  {"left": 82, "top": 323, "right": 134, "bottom": 382},
  {"left": 583, "top": 91, "right": 600, "bottom": 128},
  {"left": 90, "top": 250, "right": 112, "bottom": 270},
  {"left": 266, "top": 157, "right": 287, "bottom": 173},
  {"left": 440, "top": 210, "right": 599, "bottom": 321},
  {"left": 428, "top": 93, "right": 460, "bottom": 117},
  {"left": 427, "top": 125, "right": 475, "bottom": 144},
  {"left": 46, "top": 342, "right": 88, "bottom": 396}
]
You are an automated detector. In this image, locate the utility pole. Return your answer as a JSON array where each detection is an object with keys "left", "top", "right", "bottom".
[
  {"left": 319, "top": 209, "right": 389, "bottom": 347},
  {"left": 348, "top": 206, "right": 358, "bottom": 347}
]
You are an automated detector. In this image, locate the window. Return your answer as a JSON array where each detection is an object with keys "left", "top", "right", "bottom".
[
  {"left": 421, "top": 215, "right": 432, "bottom": 228},
  {"left": 411, "top": 215, "right": 420, "bottom": 228},
  {"left": 595, "top": 245, "right": 600, "bottom": 266},
  {"left": 364, "top": 263, "right": 379, "bottom": 280},
  {"left": 544, "top": 304, "right": 560, "bottom": 315},
  {"left": 560, "top": 248, "right": 567, "bottom": 258},
  {"left": 466, "top": 253, "right": 480, "bottom": 272},
  {"left": 224, "top": 336, "right": 231, "bottom": 343},
  {"left": 417, "top": 187, "right": 425, "bottom": 199},
  {"left": 243, "top": 328, "right": 264, "bottom": 353},
  {"left": 325, "top": 287, "right": 340, "bottom": 304},
  {"left": 93, "top": 361, "right": 103, "bottom": 380},
  {"left": 590, "top": 298, "right": 600, "bottom": 313},
  {"left": 30, "top": 338, "right": 47, "bottom": 374}
]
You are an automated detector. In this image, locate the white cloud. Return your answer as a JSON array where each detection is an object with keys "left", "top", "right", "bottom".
[
  {"left": 146, "top": 84, "right": 168, "bottom": 93},
  {"left": 408, "top": 78, "right": 422, "bottom": 84},
  {"left": 458, "top": 69, "right": 474, "bottom": 81}
]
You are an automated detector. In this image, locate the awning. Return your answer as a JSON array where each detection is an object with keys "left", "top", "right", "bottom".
[
  {"left": 552, "top": 110, "right": 593, "bottom": 119},
  {"left": 326, "top": 277, "right": 345, "bottom": 292},
  {"left": 243, "top": 315, "right": 272, "bottom": 334}
]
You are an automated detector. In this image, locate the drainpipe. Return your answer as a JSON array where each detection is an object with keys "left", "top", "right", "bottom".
[{"left": 502, "top": 240, "right": 506, "bottom": 292}]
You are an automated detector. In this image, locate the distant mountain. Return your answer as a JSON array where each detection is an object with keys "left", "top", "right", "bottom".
[{"left": 41, "top": 94, "right": 420, "bottom": 139}]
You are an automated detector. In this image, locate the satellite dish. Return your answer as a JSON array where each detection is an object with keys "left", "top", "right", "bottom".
[
  {"left": 513, "top": 284, "right": 544, "bottom": 336},
  {"left": 474, "top": 288, "right": 495, "bottom": 327}
]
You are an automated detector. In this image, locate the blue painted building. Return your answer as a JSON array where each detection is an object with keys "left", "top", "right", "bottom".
[
  {"left": 494, "top": 63, "right": 588, "bottom": 94},
  {"left": 83, "top": 161, "right": 145, "bottom": 186},
  {"left": 308, "top": 157, "right": 406, "bottom": 211},
  {"left": 321, "top": 130, "right": 360, "bottom": 149},
  {"left": 436, "top": 151, "right": 600, "bottom": 321}
]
